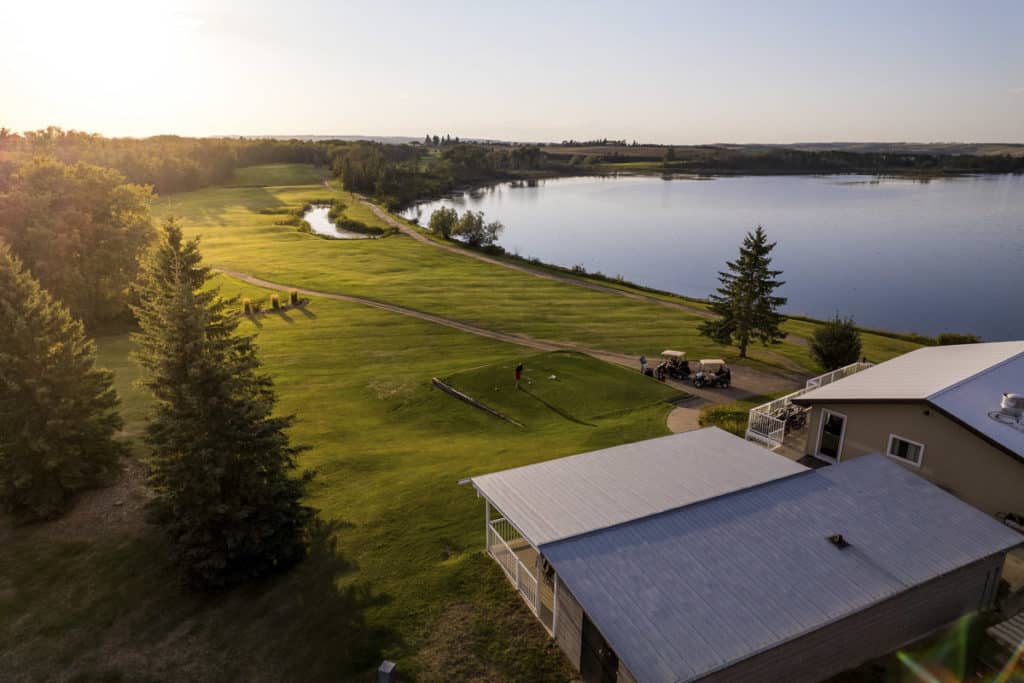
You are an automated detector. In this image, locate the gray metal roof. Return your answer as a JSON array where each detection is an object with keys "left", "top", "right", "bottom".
[
  {"left": 929, "top": 352, "right": 1024, "bottom": 461},
  {"left": 795, "top": 341, "right": 1024, "bottom": 403},
  {"left": 543, "top": 455, "right": 1023, "bottom": 683},
  {"left": 470, "top": 428, "right": 806, "bottom": 546}
]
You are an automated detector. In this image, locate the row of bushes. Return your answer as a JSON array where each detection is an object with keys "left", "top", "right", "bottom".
[{"left": 242, "top": 290, "right": 302, "bottom": 315}]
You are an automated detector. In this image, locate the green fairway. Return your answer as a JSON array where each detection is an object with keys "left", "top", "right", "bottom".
[
  {"left": 154, "top": 165, "right": 920, "bottom": 373},
  {"left": 230, "top": 163, "right": 329, "bottom": 186},
  {"left": 445, "top": 351, "right": 683, "bottom": 427}
]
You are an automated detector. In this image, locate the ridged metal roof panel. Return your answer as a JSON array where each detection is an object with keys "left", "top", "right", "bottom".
[{"left": 543, "top": 455, "right": 1023, "bottom": 683}]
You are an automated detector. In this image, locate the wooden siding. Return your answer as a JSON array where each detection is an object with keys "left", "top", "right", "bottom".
[
  {"left": 697, "top": 554, "right": 1006, "bottom": 683},
  {"left": 554, "top": 577, "right": 584, "bottom": 670},
  {"left": 803, "top": 403, "right": 1024, "bottom": 516}
]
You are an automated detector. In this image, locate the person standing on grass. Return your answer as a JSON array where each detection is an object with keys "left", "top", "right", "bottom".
[
  {"left": 514, "top": 362, "right": 524, "bottom": 389},
  {"left": 640, "top": 354, "right": 647, "bottom": 374}
]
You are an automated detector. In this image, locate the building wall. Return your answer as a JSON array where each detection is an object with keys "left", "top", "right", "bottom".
[
  {"left": 698, "top": 554, "right": 1006, "bottom": 683},
  {"left": 803, "top": 402, "right": 1024, "bottom": 516},
  {"left": 554, "top": 575, "right": 583, "bottom": 671}
]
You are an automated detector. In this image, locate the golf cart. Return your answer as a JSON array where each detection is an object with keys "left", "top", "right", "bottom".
[
  {"left": 691, "top": 359, "right": 731, "bottom": 389},
  {"left": 655, "top": 350, "right": 690, "bottom": 382}
]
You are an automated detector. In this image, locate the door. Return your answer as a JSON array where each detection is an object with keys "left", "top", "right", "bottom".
[
  {"left": 816, "top": 410, "right": 846, "bottom": 462},
  {"left": 580, "top": 614, "right": 618, "bottom": 683}
]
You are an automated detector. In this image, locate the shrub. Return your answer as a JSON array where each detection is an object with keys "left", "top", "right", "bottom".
[
  {"left": 242, "top": 298, "right": 253, "bottom": 315},
  {"left": 811, "top": 315, "right": 863, "bottom": 370},
  {"left": 936, "top": 332, "right": 981, "bottom": 345},
  {"left": 289, "top": 289, "right": 299, "bottom": 306},
  {"left": 271, "top": 294, "right": 281, "bottom": 310}
]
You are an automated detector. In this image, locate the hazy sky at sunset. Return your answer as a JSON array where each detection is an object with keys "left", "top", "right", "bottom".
[{"left": 4, "top": 0, "right": 1022, "bottom": 142}]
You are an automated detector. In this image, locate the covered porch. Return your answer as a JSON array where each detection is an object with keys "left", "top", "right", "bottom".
[
  {"left": 484, "top": 501, "right": 557, "bottom": 634},
  {"left": 745, "top": 361, "right": 873, "bottom": 459}
]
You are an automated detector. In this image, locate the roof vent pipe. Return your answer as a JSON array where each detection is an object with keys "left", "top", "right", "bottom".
[
  {"left": 1002, "top": 393, "right": 1024, "bottom": 417},
  {"left": 827, "top": 534, "right": 850, "bottom": 549}
]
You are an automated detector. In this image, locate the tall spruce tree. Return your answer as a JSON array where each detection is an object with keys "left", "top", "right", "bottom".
[
  {"left": 700, "top": 226, "right": 787, "bottom": 358},
  {"left": 0, "top": 244, "right": 125, "bottom": 521},
  {"left": 132, "top": 220, "right": 314, "bottom": 589}
]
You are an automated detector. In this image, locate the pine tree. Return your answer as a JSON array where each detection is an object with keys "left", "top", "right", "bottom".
[
  {"left": 699, "top": 226, "right": 787, "bottom": 358},
  {"left": 132, "top": 220, "right": 314, "bottom": 589},
  {"left": 811, "top": 315, "right": 862, "bottom": 370},
  {"left": 0, "top": 244, "right": 125, "bottom": 521}
]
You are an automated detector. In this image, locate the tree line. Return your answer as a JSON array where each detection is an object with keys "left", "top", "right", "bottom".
[{"left": 0, "top": 127, "right": 332, "bottom": 194}]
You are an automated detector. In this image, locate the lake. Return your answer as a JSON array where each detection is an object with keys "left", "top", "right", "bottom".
[{"left": 403, "top": 174, "right": 1024, "bottom": 340}]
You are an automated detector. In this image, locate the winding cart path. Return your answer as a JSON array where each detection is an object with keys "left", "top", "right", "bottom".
[{"left": 216, "top": 268, "right": 803, "bottom": 411}]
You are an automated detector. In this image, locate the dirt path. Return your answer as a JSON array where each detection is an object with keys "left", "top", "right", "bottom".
[{"left": 217, "top": 269, "right": 803, "bottom": 403}]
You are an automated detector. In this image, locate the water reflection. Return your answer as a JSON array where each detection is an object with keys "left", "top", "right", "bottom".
[{"left": 402, "top": 174, "right": 1024, "bottom": 339}]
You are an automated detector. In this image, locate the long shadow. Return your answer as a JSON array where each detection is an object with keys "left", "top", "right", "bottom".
[
  {"left": 224, "top": 519, "right": 398, "bottom": 679},
  {"left": 273, "top": 309, "right": 295, "bottom": 324},
  {"left": 296, "top": 304, "right": 317, "bottom": 319},
  {"left": 519, "top": 387, "right": 596, "bottom": 427}
]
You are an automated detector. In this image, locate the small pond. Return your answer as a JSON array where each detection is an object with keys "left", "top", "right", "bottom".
[{"left": 303, "top": 205, "right": 372, "bottom": 239}]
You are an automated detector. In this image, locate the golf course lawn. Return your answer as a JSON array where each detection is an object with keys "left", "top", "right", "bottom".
[
  {"left": 154, "top": 165, "right": 920, "bottom": 374},
  {"left": 0, "top": 164, "right": 924, "bottom": 681}
]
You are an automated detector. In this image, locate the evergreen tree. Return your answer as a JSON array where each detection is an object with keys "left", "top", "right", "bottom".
[
  {"left": 700, "top": 226, "right": 787, "bottom": 358},
  {"left": 132, "top": 220, "right": 314, "bottom": 589},
  {"left": 0, "top": 244, "right": 125, "bottom": 521},
  {"left": 811, "top": 315, "right": 862, "bottom": 370}
]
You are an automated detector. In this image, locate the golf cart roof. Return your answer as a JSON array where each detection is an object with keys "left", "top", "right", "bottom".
[
  {"left": 700, "top": 358, "right": 726, "bottom": 366},
  {"left": 661, "top": 350, "right": 686, "bottom": 358}
]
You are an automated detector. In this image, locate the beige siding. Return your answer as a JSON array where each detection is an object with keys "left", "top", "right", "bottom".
[
  {"left": 803, "top": 403, "right": 1024, "bottom": 516},
  {"left": 554, "top": 576, "right": 583, "bottom": 671},
  {"left": 698, "top": 554, "right": 1005, "bottom": 683},
  {"left": 617, "top": 660, "right": 639, "bottom": 683}
]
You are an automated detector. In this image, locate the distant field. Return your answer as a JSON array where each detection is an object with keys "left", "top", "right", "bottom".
[{"left": 230, "top": 162, "right": 328, "bottom": 186}]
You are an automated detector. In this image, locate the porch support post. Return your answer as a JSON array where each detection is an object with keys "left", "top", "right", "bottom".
[
  {"left": 552, "top": 572, "right": 560, "bottom": 636},
  {"left": 484, "top": 499, "right": 490, "bottom": 551}
]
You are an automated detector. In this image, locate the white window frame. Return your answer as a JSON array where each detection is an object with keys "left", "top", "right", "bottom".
[
  {"left": 815, "top": 409, "right": 847, "bottom": 463},
  {"left": 886, "top": 433, "right": 925, "bottom": 468}
]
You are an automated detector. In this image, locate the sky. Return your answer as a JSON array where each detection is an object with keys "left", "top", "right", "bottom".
[{"left": 3, "top": 0, "right": 1023, "bottom": 143}]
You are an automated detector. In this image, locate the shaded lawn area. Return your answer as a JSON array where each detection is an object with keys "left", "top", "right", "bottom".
[
  {"left": 446, "top": 350, "right": 683, "bottom": 427},
  {"left": 154, "top": 165, "right": 920, "bottom": 375},
  {"left": 0, "top": 278, "right": 677, "bottom": 682},
  {"left": 230, "top": 162, "right": 329, "bottom": 187}
]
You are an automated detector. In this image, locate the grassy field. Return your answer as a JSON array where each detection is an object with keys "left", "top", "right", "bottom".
[
  {"left": 0, "top": 164, "right": 928, "bottom": 681},
  {"left": 154, "top": 166, "right": 919, "bottom": 373}
]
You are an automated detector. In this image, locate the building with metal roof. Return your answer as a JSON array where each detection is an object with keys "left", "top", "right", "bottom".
[
  {"left": 470, "top": 427, "right": 805, "bottom": 547},
  {"left": 787, "top": 342, "right": 1024, "bottom": 517},
  {"left": 466, "top": 429, "right": 1023, "bottom": 683}
]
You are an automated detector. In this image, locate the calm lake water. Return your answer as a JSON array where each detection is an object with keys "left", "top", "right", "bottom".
[{"left": 403, "top": 175, "right": 1024, "bottom": 340}]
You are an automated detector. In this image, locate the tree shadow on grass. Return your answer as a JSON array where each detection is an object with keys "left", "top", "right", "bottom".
[
  {"left": 296, "top": 303, "right": 317, "bottom": 319},
  {"left": 272, "top": 309, "right": 295, "bottom": 324},
  {"left": 221, "top": 519, "right": 399, "bottom": 680}
]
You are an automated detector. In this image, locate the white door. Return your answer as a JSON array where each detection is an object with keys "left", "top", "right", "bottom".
[{"left": 816, "top": 410, "right": 846, "bottom": 462}]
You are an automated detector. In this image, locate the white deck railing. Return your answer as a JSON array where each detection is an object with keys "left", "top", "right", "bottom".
[
  {"left": 487, "top": 518, "right": 540, "bottom": 616},
  {"left": 745, "top": 361, "right": 873, "bottom": 449}
]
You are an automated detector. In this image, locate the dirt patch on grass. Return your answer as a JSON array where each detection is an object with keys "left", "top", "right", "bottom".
[{"left": 0, "top": 456, "right": 152, "bottom": 545}]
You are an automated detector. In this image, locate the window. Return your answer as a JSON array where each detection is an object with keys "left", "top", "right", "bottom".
[{"left": 887, "top": 434, "right": 924, "bottom": 466}]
